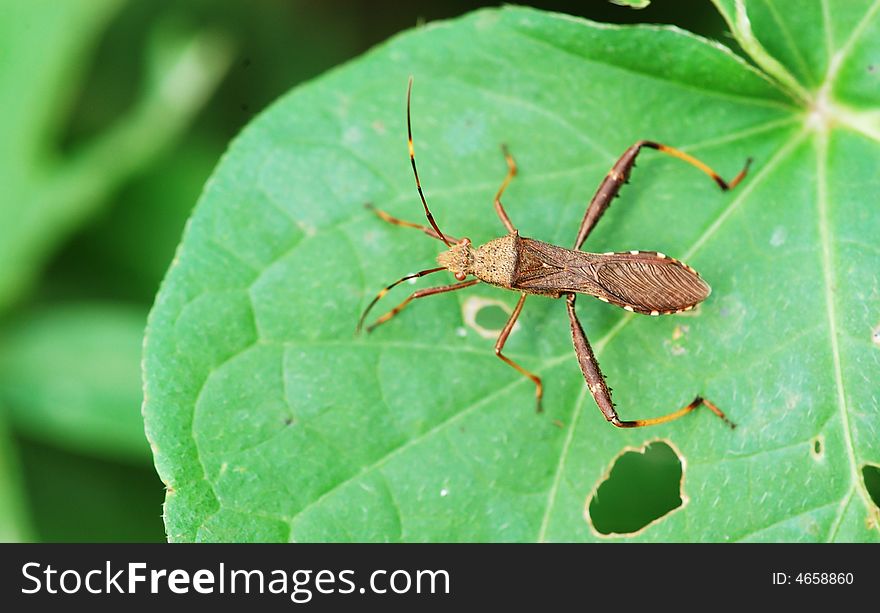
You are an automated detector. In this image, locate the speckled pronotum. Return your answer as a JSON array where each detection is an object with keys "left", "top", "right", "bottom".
[{"left": 357, "top": 78, "right": 752, "bottom": 429}]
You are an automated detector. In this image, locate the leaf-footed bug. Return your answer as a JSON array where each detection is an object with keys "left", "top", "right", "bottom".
[{"left": 357, "top": 78, "right": 751, "bottom": 429}]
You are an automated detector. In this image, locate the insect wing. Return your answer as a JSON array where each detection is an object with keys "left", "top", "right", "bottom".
[
  {"left": 594, "top": 252, "right": 710, "bottom": 315},
  {"left": 509, "top": 238, "right": 569, "bottom": 295}
]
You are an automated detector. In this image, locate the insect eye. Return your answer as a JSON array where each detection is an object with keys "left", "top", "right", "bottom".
[{"left": 455, "top": 272, "right": 467, "bottom": 281}]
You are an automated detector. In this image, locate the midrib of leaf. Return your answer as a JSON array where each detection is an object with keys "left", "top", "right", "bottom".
[
  {"left": 537, "top": 129, "right": 806, "bottom": 541},
  {"left": 830, "top": 106, "right": 880, "bottom": 145},
  {"left": 762, "top": 0, "right": 814, "bottom": 84},
  {"left": 816, "top": 0, "right": 880, "bottom": 142},
  {"left": 822, "top": 0, "right": 880, "bottom": 89},
  {"left": 815, "top": 129, "right": 873, "bottom": 540},
  {"left": 683, "top": 131, "right": 807, "bottom": 260},
  {"left": 711, "top": 0, "right": 811, "bottom": 104},
  {"left": 676, "top": 116, "right": 799, "bottom": 152},
  {"left": 816, "top": 2, "right": 879, "bottom": 538},
  {"left": 376, "top": 114, "right": 800, "bottom": 213},
  {"left": 536, "top": 388, "right": 584, "bottom": 542},
  {"left": 508, "top": 25, "right": 797, "bottom": 112},
  {"left": 827, "top": 488, "right": 855, "bottom": 541},
  {"left": 820, "top": 0, "right": 834, "bottom": 61},
  {"left": 814, "top": 0, "right": 880, "bottom": 147}
]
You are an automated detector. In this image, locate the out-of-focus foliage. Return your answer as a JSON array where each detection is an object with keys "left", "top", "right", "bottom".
[
  {"left": 0, "top": 305, "right": 150, "bottom": 462},
  {"left": 0, "top": 0, "right": 231, "bottom": 310}
]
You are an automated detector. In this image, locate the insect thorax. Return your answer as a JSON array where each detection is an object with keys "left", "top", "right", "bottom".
[{"left": 472, "top": 233, "right": 518, "bottom": 287}]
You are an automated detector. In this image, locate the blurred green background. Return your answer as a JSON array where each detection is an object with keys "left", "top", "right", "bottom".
[{"left": 0, "top": 0, "right": 725, "bottom": 542}]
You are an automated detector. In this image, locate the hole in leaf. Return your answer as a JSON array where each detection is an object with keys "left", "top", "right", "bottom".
[
  {"left": 588, "top": 441, "right": 683, "bottom": 535},
  {"left": 474, "top": 305, "right": 509, "bottom": 330},
  {"left": 811, "top": 435, "right": 823, "bottom": 459},
  {"left": 462, "top": 297, "right": 518, "bottom": 339},
  {"left": 863, "top": 464, "right": 880, "bottom": 510}
]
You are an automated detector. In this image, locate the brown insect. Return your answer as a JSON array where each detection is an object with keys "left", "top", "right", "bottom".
[{"left": 357, "top": 79, "right": 751, "bottom": 429}]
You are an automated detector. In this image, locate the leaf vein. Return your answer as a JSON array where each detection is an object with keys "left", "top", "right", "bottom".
[
  {"left": 508, "top": 25, "right": 797, "bottom": 112},
  {"left": 816, "top": 130, "right": 878, "bottom": 534}
]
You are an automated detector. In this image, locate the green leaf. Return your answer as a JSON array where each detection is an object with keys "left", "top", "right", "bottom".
[
  {"left": 144, "top": 5, "right": 880, "bottom": 541},
  {"left": 0, "top": 304, "right": 150, "bottom": 463},
  {"left": 610, "top": 0, "right": 652, "bottom": 9},
  {"left": 0, "top": 0, "right": 231, "bottom": 312}
]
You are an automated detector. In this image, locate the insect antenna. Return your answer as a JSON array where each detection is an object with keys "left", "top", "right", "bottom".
[
  {"left": 407, "top": 77, "right": 453, "bottom": 247},
  {"left": 356, "top": 266, "right": 445, "bottom": 334}
]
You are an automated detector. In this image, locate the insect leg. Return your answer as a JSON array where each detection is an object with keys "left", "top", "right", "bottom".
[
  {"left": 495, "top": 292, "right": 543, "bottom": 412},
  {"left": 573, "top": 140, "right": 752, "bottom": 250},
  {"left": 565, "top": 294, "right": 734, "bottom": 428},
  {"left": 364, "top": 279, "right": 479, "bottom": 333},
  {"left": 365, "top": 204, "right": 460, "bottom": 243},
  {"left": 493, "top": 145, "right": 518, "bottom": 233}
]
